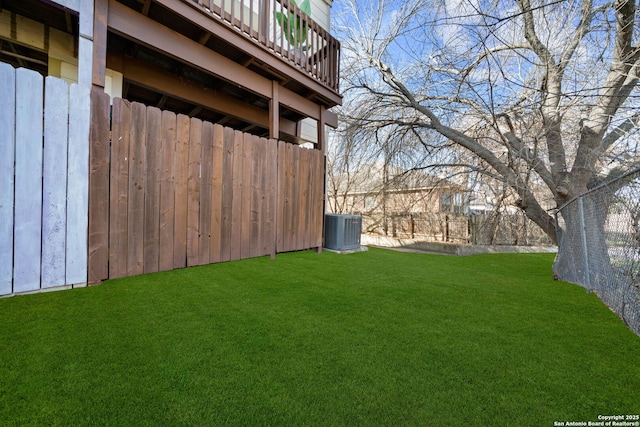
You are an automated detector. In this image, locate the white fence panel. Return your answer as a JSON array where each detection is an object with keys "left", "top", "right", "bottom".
[
  {"left": 14, "top": 68, "right": 44, "bottom": 293},
  {"left": 66, "top": 83, "right": 89, "bottom": 286},
  {"left": 0, "top": 63, "right": 15, "bottom": 295},
  {"left": 42, "top": 77, "right": 70, "bottom": 289},
  {"left": 0, "top": 64, "right": 88, "bottom": 296}
]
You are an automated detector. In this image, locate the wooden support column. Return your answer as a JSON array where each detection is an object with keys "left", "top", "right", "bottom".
[
  {"left": 270, "top": 80, "right": 279, "bottom": 139},
  {"left": 317, "top": 105, "right": 326, "bottom": 153},
  {"left": 93, "top": 0, "right": 108, "bottom": 88}
]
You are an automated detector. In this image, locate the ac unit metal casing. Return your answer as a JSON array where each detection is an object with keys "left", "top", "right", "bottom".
[{"left": 324, "top": 214, "right": 362, "bottom": 251}]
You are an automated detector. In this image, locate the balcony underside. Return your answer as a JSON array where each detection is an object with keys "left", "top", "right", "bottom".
[
  {"left": 1, "top": 0, "right": 340, "bottom": 143},
  {"left": 104, "top": 0, "right": 340, "bottom": 142}
]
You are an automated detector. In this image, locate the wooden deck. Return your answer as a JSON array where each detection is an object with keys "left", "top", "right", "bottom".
[{"left": 185, "top": 0, "right": 340, "bottom": 92}]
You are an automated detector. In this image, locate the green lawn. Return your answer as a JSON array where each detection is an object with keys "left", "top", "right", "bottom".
[{"left": 1, "top": 248, "right": 638, "bottom": 426}]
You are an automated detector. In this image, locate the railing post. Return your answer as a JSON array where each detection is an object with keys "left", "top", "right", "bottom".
[{"left": 578, "top": 196, "right": 591, "bottom": 291}]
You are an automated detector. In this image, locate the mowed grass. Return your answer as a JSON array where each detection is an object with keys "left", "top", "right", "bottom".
[{"left": 0, "top": 248, "right": 638, "bottom": 426}]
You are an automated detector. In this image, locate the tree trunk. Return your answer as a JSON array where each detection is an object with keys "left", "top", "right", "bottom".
[{"left": 553, "top": 192, "right": 613, "bottom": 295}]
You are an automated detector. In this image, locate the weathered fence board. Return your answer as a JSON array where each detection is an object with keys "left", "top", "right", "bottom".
[
  {"left": 109, "top": 98, "right": 132, "bottom": 279},
  {"left": 240, "top": 133, "right": 253, "bottom": 259},
  {"left": 129, "top": 102, "right": 147, "bottom": 276},
  {"left": 250, "top": 137, "right": 265, "bottom": 258},
  {"left": 230, "top": 130, "right": 244, "bottom": 261},
  {"left": 88, "top": 87, "right": 111, "bottom": 285},
  {"left": 210, "top": 124, "right": 224, "bottom": 264},
  {"left": 265, "top": 139, "right": 278, "bottom": 257},
  {"left": 66, "top": 82, "right": 90, "bottom": 287},
  {"left": 144, "top": 107, "right": 162, "bottom": 274},
  {"left": 159, "top": 111, "right": 177, "bottom": 273},
  {"left": 0, "top": 63, "right": 15, "bottom": 295},
  {"left": 199, "top": 121, "right": 214, "bottom": 265},
  {"left": 14, "top": 68, "right": 44, "bottom": 293},
  {"left": 276, "top": 140, "right": 287, "bottom": 253},
  {"left": 187, "top": 118, "right": 202, "bottom": 267},
  {"left": 42, "top": 77, "right": 70, "bottom": 288},
  {"left": 174, "top": 114, "right": 190, "bottom": 269},
  {"left": 220, "top": 126, "right": 235, "bottom": 262},
  {"left": 299, "top": 148, "right": 310, "bottom": 250},
  {"left": 313, "top": 149, "right": 325, "bottom": 247}
]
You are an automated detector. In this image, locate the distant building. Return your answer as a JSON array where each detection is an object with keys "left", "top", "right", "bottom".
[{"left": 328, "top": 162, "right": 468, "bottom": 216}]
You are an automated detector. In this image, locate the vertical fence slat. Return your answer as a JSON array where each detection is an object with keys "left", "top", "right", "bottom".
[
  {"left": 67, "top": 83, "right": 90, "bottom": 286},
  {"left": 210, "top": 124, "right": 224, "bottom": 264},
  {"left": 42, "top": 76, "right": 70, "bottom": 288},
  {"left": 14, "top": 68, "right": 43, "bottom": 293},
  {"left": 159, "top": 111, "right": 177, "bottom": 272},
  {"left": 220, "top": 127, "right": 235, "bottom": 262},
  {"left": 0, "top": 63, "right": 15, "bottom": 295},
  {"left": 88, "top": 87, "right": 111, "bottom": 285},
  {"left": 240, "top": 133, "right": 253, "bottom": 259},
  {"left": 307, "top": 150, "right": 324, "bottom": 248},
  {"left": 290, "top": 144, "right": 300, "bottom": 250},
  {"left": 144, "top": 107, "right": 162, "bottom": 274},
  {"left": 174, "top": 114, "right": 190, "bottom": 269},
  {"left": 313, "top": 150, "right": 325, "bottom": 248},
  {"left": 298, "top": 147, "right": 309, "bottom": 250},
  {"left": 230, "top": 130, "right": 244, "bottom": 261},
  {"left": 199, "top": 122, "right": 214, "bottom": 265},
  {"left": 276, "top": 140, "right": 286, "bottom": 253},
  {"left": 109, "top": 98, "right": 131, "bottom": 279},
  {"left": 283, "top": 142, "right": 293, "bottom": 252},
  {"left": 251, "top": 137, "right": 265, "bottom": 257},
  {"left": 128, "top": 102, "right": 147, "bottom": 276},
  {"left": 187, "top": 118, "right": 202, "bottom": 267},
  {"left": 265, "top": 139, "right": 278, "bottom": 257},
  {"left": 307, "top": 149, "right": 316, "bottom": 248}
]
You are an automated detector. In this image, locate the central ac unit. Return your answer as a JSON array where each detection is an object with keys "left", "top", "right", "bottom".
[{"left": 324, "top": 214, "right": 362, "bottom": 251}]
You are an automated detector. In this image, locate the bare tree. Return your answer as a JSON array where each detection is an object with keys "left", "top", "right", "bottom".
[{"left": 334, "top": 0, "right": 640, "bottom": 244}]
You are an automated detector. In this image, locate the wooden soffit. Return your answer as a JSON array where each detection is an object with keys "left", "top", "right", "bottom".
[
  {"left": 106, "top": 52, "right": 298, "bottom": 136},
  {"left": 106, "top": 0, "right": 338, "bottom": 128}
]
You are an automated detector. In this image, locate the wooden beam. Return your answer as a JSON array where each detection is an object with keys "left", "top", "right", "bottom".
[
  {"left": 279, "top": 86, "right": 338, "bottom": 128},
  {"left": 92, "top": 0, "right": 108, "bottom": 88},
  {"left": 141, "top": 0, "right": 152, "bottom": 16},
  {"left": 2, "top": 46, "right": 28, "bottom": 67},
  {"left": 107, "top": 52, "right": 297, "bottom": 136},
  {"left": 108, "top": 0, "right": 271, "bottom": 97},
  {"left": 65, "top": 12, "right": 73, "bottom": 34},
  {"left": 317, "top": 106, "right": 326, "bottom": 153},
  {"left": 269, "top": 80, "right": 279, "bottom": 139},
  {"left": 198, "top": 32, "right": 211, "bottom": 45},
  {"left": 156, "top": 94, "right": 168, "bottom": 108}
]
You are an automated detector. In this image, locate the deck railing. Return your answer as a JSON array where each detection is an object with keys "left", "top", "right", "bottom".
[{"left": 189, "top": 0, "right": 340, "bottom": 92}]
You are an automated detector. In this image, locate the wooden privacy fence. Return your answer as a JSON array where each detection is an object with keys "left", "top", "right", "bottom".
[
  {"left": 0, "top": 64, "right": 89, "bottom": 296},
  {"left": 89, "top": 89, "right": 325, "bottom": 283}
]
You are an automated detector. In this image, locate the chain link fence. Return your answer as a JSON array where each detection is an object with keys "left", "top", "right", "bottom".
[{"left": 554, "top": 167, "right": 640, "bottom": 336}]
